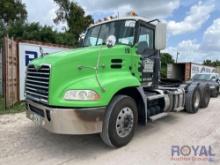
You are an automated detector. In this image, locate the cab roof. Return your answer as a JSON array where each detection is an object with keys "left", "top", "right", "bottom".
[{"left": 89, "top": 16, "right": 151, "bottom": 29}]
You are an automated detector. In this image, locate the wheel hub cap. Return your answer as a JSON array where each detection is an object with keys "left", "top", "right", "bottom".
[{"left": 116, "top": 107, "right": 134, "bottom": 138}]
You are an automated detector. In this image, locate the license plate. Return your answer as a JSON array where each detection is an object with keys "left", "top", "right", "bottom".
[{"left": 32, "top": 113, "right": 42, "bottom": 126}]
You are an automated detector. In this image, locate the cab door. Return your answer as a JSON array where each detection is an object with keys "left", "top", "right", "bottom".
[{"left": 135, "top": 21, "right": 156, "bottom": 85}]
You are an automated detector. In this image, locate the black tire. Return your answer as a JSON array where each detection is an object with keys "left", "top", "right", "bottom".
[
  {"left": 101, "top": 95, "right": 138, "bottom": 148},
  {"left": 185, "top": 84, "right": 201, "bottom": 113},
  {"left": 199, "top": 83, "right": 210, "bottom": 108},
  {"left": 211, "top": 87, "right": 219, "bottom": 98}
]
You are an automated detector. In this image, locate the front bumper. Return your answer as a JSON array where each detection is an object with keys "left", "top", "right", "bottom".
[{"left": 26, "top": 100, "right": 105, "bottom": 135}]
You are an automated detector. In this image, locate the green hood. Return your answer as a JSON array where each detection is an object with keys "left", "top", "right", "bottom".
[{"left": 31, "top": 46, "right": 102, "bottom": 66}]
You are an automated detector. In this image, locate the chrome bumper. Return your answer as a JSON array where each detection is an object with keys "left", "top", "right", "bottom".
[{"left": 26, "top": 100, "right": 105, "bottom": 135}]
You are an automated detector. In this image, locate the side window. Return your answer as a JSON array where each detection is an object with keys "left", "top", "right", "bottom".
[{"left": 138, "top": 25, "right": 154, "bottom": 49}]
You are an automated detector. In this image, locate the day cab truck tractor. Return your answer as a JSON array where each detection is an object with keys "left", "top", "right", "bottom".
[{"left": 25, "top": 16, "right": 211, "bottom": 148}]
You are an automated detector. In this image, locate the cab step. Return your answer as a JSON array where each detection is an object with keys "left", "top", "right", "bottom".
[{"left": 149, "top": 112, "right": 168, "bottom": 121}]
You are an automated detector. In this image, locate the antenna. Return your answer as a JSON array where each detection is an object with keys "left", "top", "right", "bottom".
[
  {"left": 176, "top": 51, "right": 180, "bottom": 63},
  {"left": 39, "top": 46, "right": 44, "bottom": 58}
]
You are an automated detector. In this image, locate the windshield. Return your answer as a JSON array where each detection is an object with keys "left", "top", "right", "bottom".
[
  {"left": 84, "top": 20, "right": 136, "bottom": 47},
  {"left": 192, "top": 74, "right": 212, "bottom": 81}
]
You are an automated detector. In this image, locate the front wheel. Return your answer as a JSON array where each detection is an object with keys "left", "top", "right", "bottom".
[{"left": 101, "top": 95, "right": 138, "bottom": 148}]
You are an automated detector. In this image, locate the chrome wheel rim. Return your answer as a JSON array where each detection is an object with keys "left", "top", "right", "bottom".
[
  {"left": 194, "top": 90, "right": 200, "bottom": 108},
  {"left": 116, "top": 107, "right": 134, "bottom": 138}
]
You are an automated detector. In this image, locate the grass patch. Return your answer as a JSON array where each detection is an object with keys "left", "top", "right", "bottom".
[{"left": 0, "top": 97, "right": 25, "bottom": 114}]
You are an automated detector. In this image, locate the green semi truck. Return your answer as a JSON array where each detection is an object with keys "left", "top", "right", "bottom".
[{"left": 25, "top": 16, "right": 211, "bottom": 148}]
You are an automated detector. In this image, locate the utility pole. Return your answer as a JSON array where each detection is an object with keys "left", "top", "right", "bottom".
[{"left": 176, "top": 51, "right": 179, "bottom": 63}]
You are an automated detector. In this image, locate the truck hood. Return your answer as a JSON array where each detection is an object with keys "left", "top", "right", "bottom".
[{"left": 31, "top": 46, "right": 101, "bottom": 66}]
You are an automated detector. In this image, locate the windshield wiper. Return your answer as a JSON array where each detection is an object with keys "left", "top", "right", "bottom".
[{"left": 96, "top": 42, "right": 131, "bottom": 46}]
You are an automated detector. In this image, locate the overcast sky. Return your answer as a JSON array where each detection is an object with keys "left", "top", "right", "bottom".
[{"left": 22, "top": 0, "right": 220, "bottom": 63}]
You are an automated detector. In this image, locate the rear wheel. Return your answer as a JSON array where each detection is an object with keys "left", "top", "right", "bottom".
[
  {"left": 185, "top": 84, "right": 201, "bottom": 113},
  {"left": 199, "top": 83, "right": 210, "bottom": 108},
  {"left": 101, "top": 95, "right": 138, "bottom": 148}
]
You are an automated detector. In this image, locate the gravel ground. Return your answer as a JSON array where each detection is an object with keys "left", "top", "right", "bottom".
[{"left": 0, "top": 97, "right": 220, "bottom": 165}]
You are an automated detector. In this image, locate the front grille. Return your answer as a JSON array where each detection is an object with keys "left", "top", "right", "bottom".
[
  {"left": 29, "top": 104, "right": 45, "bottom": 117},
  {"left": 25, "top": 65, "right": 50, "bottom": 103}
]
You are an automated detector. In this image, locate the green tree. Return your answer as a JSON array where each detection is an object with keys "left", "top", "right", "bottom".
[
  {"left": 0, "top": 0, "right": 27, "bottom": 33},
  {"left": 0, "top": 0, "right": 27, "bottom": 45},
  {"left": 203, "top": 60, "right": 220, "bottom": 67},
  {"left": 54, "top": 0, "right": 94, "bottom": 45},
  {"left": 7, "top": 21, "right": 75, "bottom": 46},
  {"left": 160, "top": 53, "right": 175, "bottom": 78},
  {"left": 1, "top": 0, "right": 92, "bottom": 47},
  {"left": 203, "top": 60, "right": 212, "bottom": 66},
  {"left": 0, "top": 0, "right": 27, "bottom": 26}
]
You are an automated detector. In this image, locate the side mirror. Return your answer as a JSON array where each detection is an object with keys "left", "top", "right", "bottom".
[
  {"left": 106, "top": 35, "right": 116, "bottom": 48},
  {"left": 155, "top": 22, "right": 167, "bottom": 50}
]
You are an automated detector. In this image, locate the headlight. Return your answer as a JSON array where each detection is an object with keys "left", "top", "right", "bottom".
[
  {"left": 64, "top": 90, "right": 100, "bottom": 101},
  {"left": 210, "top": 85, "right": 215, "bottom": 89}
]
